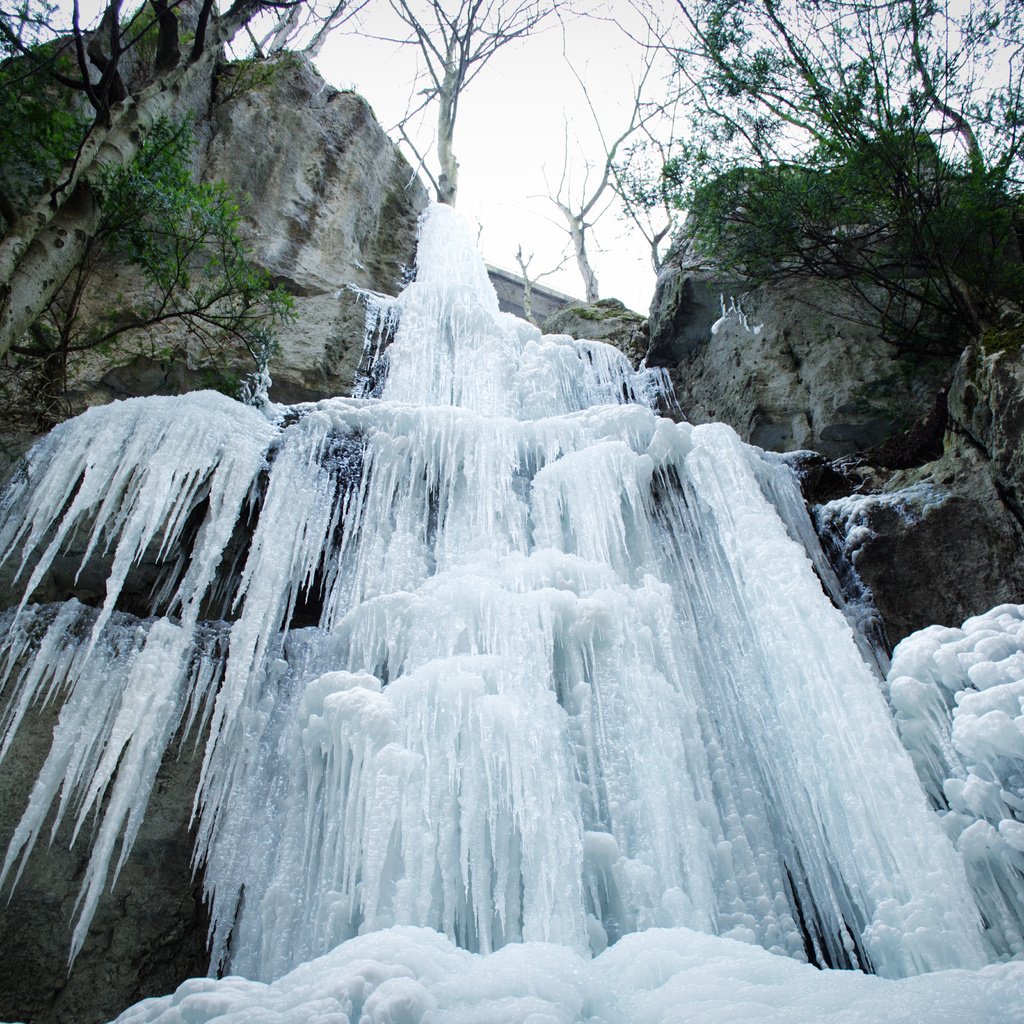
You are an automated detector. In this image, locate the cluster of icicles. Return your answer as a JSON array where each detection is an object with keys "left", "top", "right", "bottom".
[{"left": 0, "top": 206, "right": 1019, "bottom": 1006}]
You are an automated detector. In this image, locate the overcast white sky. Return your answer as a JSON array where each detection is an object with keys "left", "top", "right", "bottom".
[
  {"left": 311, "top": 2, "right": 674, "bottom": 312},
  {"left": 66, "top": 1, "right": 676, "bottom": 312}
]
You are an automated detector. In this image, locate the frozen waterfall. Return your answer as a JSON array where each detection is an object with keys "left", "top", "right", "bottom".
[{"left": 1, "top": 205, "right": 1023, "bottom": 1023}]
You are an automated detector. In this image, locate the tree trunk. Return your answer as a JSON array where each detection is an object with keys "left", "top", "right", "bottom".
[
  {"left": 436, "top": 76, "right": 459, "bottom": 206},
  {"left": 0, "top": 188, "right": 100, "bottom": 369},
  {"left": 567, "top": 214, "right": 598, "bottom": 303}
]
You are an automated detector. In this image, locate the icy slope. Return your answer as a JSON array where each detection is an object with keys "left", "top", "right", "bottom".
[{"left": 112, "top": 927, "right": 1024, "bottom": 1024}]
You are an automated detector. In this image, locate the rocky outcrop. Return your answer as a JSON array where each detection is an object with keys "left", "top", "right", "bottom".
[
  {"left": 199, "top": 55, "right": 426, "bottom": 403},
  {"left": 646, "top": 243, "right": 955, "bottom": 458},
  {"left": 542, "top": 298, "right": 648, "bottom": 365},
  {"left": 817, "top": 445, "right": 1024, "bottom": 645},
  {"left": 949, "top": 329, "right": 1024, "bottom": 525},
  {"left": 814, "top": 340, "right": 1024, "bottom": 646},
  {"left": 1, "top": 54, "right": 427, "bottom": 478},
  {"left": 0, "top": 694, "right": 207, "bottom": 1024}
]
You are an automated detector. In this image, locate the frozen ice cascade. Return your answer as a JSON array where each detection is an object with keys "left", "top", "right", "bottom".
[{"left": 1, "top": 205, "right": 1023, "bottom": 1023}]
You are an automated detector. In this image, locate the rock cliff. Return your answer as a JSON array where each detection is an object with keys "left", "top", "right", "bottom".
[
  {"left": 816, "top": 338, "right": 1024, "bottom": 645},
  {"left": 0, "top": 53, "right": 427, "bottom": 479},
  {"left": 646, "top": 240, "right": 953, "bottom": 458},
  {"left": 199, "top": 56, "right": 426, "bottom": 403}
]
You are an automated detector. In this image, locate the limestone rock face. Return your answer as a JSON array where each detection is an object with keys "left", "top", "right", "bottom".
[
  {"left": 202, "top": 56, "right": 427, "bottom": 403},
  {"left": 817, "top": 440, "right": 1024, "bottom": 646},
  {"left": 948, "top": 334, "right": 1024, "bottom": 524},
  {"left": 541, "top": 298, "right": 648, "bottom": 365},
  {"left": 646, "top": 253, "right": 953, "bottom": 458},
  {"left": 1, "top": 54, "right": 427, "bottom": 469},
  {"left": 814, "top": 338, "right": 1024, "bottom": 646}
]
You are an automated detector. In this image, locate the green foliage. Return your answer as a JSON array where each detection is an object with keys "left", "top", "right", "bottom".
[
  {"left": 980, "top": 324, "right": 1024, "bottom": 356},
  {"left": 0, "top": 3, "right": 90, "bottom": 213},
  {"left": 631, "top": 0, "right": 1024, "bottom": 353},
  {"left": 568, "top": 299, "right": 644, "bottom": 323},
  {"left": 686, "top": 133, "right": 1024, "bottom": 353},
  {"left": 4, "top": 117, "right": 292, "bottom": 428},
  {"left": 213, "top": 52, "right": 299, "bottom": 109},
  {"left": 97, "top": 118, "right": 293, "bottom": 339}
]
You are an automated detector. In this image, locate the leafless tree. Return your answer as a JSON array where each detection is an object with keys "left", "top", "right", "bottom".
[
  {"left": 545, "top": 50, "right": 657, "bottom": 302},
  {"left": 611, "top": 107, "right": 682, "bottom": 273},
  {"left": 513, "top": 243, "right": 570, "bottom": 324},
  {"left": 383, "top": 0, "right": 560, "bottom": 206},
  {"left": 249, "top": 0, "right": 369, "bottom": 56}
]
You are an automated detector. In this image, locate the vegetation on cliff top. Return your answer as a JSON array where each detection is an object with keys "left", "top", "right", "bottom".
[
  {"left": 626, "top": 0, "right": 1024, "bottom": 355},
  {"left": 0, "top": 2, "right": 316, "bottom": 427}
]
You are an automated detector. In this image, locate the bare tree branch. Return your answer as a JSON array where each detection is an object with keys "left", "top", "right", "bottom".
[
  {"left": 387, "top": 0, "right": 561, "bottom": 205},
  {"left": 545, "top": 27, "right": 661, "bottom": 300}
]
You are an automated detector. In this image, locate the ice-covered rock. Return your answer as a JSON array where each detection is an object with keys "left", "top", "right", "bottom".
[
  {"left": 111, "top": 926, "right": 1024, "bottom": 1024},
  {"left": 889, "top": 603, "right": 1024, "bottom": 959}
]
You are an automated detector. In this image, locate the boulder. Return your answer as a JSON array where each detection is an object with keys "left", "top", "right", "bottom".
[
  {"left": 646, "top": 248, "right": 955, "bottom": 458},
  {"left": 542, "top": 298, "right": 648, "bottom": 365}
]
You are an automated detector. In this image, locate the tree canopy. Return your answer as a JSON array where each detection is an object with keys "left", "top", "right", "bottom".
[{"left": 632, "top": 0, "right": 1024, "bottom": 352}]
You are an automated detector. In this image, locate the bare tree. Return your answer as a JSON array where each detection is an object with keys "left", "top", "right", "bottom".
[
  {"left": 249, "top": 0, "right": 369, "bottom": 56},
  {"left": 384, "top": 0, "right": 559, "bottom": 206},
  {"left": 611, "top": 110, "right": 682, "bottom": 273},
  {"left": 0, "top": 0, "right": 341, "bottom": 363},
  {"left": 545, "top": 53, "right": 656, "bottom": 302},
  {"left": 513, "top": 243, "right": 569, "bottom": 324}
]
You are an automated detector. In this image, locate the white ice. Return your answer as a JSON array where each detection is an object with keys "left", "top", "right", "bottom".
[
  {"left": 0, "top": 204, "right": 1020, "bottom": 1023},
  {"left": 890, "top": 603, "right": 1024, "bottom": 959},
  {"left": 112, "top": 926, "right": 1024, "bottom": 1024}
]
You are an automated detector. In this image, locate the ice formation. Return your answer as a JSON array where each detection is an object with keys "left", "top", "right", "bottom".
[
  {"left": 889, "top": 604, "right": 1024, "bottom": 960},
  {"left": 0, "top": 205, "right": 1022, "bottom": 1022}
]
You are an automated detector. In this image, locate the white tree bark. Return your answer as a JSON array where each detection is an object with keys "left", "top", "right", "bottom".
[
  {"left": 566, "top": 210, "right": 599, "bottom": 303},
  {"left": 436, "top": 68, "right": 459, "bottom": 206}
]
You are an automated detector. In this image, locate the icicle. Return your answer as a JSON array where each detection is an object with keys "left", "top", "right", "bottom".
[{"left": 0, "top": 391, "right": 274, "bottom": 959}]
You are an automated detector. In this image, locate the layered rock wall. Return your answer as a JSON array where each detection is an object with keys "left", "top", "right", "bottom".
[
  {"left": 1, "top": 53, "right": 427, "bottom": 476},
  {"left": 647, "top": 243, "right": 952, "bottom": 458}
]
